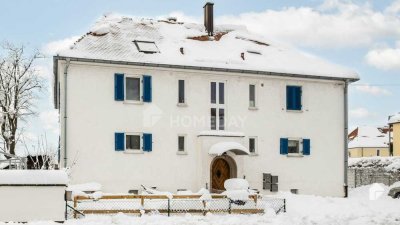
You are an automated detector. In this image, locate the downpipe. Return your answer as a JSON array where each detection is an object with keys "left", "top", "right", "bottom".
[
  {"left": 344, "top": 80, "right": 349, "bottom": 197},
  {"left": 63, "top": 58, "right": 71, "bottom": 168}
]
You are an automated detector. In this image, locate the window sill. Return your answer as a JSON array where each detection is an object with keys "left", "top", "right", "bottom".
[
  {"left": 287, "top": 153, "right": 303, "bottom": 157},
  {"left": 249, "top": 153, "right": 258, "bottom": 156},
  {"left": 286, "top": 109, "right": 303, "bottom": 113},
  {"left": 124, "top": 150, "right": 144, "bottom": 154},
  {"left": 248, "top": 106, "right": 258, "bottom": 110},
  {"left": 124, "top": 100, "right": 144, "bottom": 105},
  {"left": 177, "top": 151, "right": 188, "bottom": 155},
  {"left": 177, "top": 103, "right": 187, "bottom": 107}
]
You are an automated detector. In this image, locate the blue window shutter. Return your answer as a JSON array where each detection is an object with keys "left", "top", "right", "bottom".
[
  {"left": 295, "top": 86, "right": 302, "bottom": 110},
  {"left": 115, "top": 132, "right": 125, "bottom": 151},
  {"left": 114, "top": 73, "right": 124, "bottom": 101},
  {"left": 143, "top": 133, "right": 152, "bottom": 152},
  {"left": 303, "top": 139, "right": 310, "bottom": 155},
  {"left": 280, "top": 138, "right": 288, "bottom": 155},
  {"left": 286, "top": 86, "right": 294, "bottom": 110},
  {"left": 142, "top": 75, "right": 152, "bottom": 102}
]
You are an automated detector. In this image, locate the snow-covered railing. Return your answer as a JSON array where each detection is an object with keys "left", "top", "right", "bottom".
[
  {"left": 70, "top": 194, "right": 285, "bottom": 218},
  {"left": 0, "top": 150, "right": 27, "bottom": 170}
]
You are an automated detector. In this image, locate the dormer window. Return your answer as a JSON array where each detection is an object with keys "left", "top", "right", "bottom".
[{"left": 134, "top": 40, "right": 159, "bottom": 54}]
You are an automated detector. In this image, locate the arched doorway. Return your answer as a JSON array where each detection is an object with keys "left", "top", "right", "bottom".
[{"left": 210, "top": 155, "right": 237, "bottom": 193}]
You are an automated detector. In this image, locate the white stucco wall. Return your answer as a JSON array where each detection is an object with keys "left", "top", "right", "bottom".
[
  {"left": 0, "top": 186, "right": 66, "bottom": 222},
  {"left": 57, "top": 60, "right": 346, "bottom": 197}
]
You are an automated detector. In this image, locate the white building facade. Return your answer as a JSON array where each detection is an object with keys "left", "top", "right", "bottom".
[{"left": 53, "top": 8, "right": 359, "bottom": 197}]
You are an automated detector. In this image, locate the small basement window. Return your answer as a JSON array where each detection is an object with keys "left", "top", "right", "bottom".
[{"left": 134, "top": 40, "right": 160, "bottom": 54}]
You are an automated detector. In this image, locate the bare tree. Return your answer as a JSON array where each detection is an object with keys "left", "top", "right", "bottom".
[
  {"left": 0, "top": 43, "right": 43, "bottom": 155},
  {"left": 23, "top": 133, "right": 57, "bottom": 170}
]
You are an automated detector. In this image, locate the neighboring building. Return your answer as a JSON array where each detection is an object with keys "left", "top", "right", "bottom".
[
  {"left": 348, "top": 126, "right": 389, "bottom": 157},
  {"left": 53, "top": 4, "right": 359, "bottom": 196},
  {"left": 389, "top": 113, "right": 400, "bottom": 156}
]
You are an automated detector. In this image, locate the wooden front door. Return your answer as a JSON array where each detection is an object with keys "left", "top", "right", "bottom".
[{"left": 211, "top": 158, "right": 231, "bottom": 191}]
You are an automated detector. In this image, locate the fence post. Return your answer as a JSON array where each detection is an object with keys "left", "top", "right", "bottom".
[
  {"left": 73, "top": 196, "right": 77, "bottom": 219},
  {"left": 228, "top": 199, "right": 232, "bottom": 214},
  {"left": 140, "top": 196, "right": 144, "bottom": 217},
  {"left": 167, "top": 198, "right": 170, "bottom": 217},
  {"left": 202, "top": 200, "right": 207, "bottom": 216},
  {"left": 283, "top": 199, "right": 286, "bottom": 213}
]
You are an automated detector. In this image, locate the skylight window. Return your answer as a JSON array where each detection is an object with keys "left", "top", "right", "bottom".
[
  {"left": 134, "top": 40, "right": 160, "bottom": 54},
  {"left": 247, "top": 50, "right": 262, "bottom": 55}
]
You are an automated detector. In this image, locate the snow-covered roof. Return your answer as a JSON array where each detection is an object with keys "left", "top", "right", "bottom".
[
  {"left": 0, "top": 170, "right": 68, "bottom": 185},
  {"left": 57, "top": 14, "right": 359, "bottom": 80},
  {"left": 209, "top": 142, "right": 250, "bottom": 155},
  {"left": 389, "top": 113, "right": 400, "bottom": 124},
  {"left": 348, "top": 126, "right": 388, "bottom": 148}
]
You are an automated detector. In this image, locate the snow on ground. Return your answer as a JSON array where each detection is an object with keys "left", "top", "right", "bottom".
[{"left": 2, "top": 184, "right": 399, "bottom": 225}]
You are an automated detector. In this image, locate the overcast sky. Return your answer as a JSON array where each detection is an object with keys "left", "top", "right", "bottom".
[{"left": 1, "top": 0, "right": 399, "bottom": 152}]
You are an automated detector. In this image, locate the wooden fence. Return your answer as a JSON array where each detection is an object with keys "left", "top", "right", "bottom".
[{"left": 71, "top": 194, "right": 285, "bottom": 218}]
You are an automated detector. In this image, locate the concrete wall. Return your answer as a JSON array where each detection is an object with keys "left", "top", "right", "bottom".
[
  {"left": 349, "top": 147, "right": 390, "bottom": 158},
  {"left": 0, "top": 186, "right": 65, "bottom": 222},
  {"left": 393, "top": 123, "right": 400, "bottom": 156},
  {"left": 57, "top": 60, "right": 346, "bottom": 197}
]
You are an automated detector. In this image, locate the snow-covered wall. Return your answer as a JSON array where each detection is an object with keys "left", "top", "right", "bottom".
[{"left": 57, "top": 60, "right": 346, "bottom": 197}]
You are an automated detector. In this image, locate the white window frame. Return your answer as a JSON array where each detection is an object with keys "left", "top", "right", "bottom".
[
  {"left": 124, "top": 75, "right": 143, "bottom": 104},
  {"left": 210, "top": 81, "right": 226, "bottom": 130},
  {"left": 248, "top": 136, "right": 258, "bottom": 155},
  {"left": 287, "top": 138, "right": 303, "bottom": 157},
  {"left": 177, "top": 134, "right": 187, "bottom": 155},
  {"left": 125, "top": 132, "right": 143, "bottom": 154},
  {"left": 249, "top": 83, "right": 258, "bottom": 110}
]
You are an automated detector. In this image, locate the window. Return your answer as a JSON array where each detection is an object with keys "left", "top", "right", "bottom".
[
  {"left": 377, "top": 149, "right": 380, "bottom": 156},
  {"left": 286, "top": 86, "right": 302, "bottom": 111},
  {"left": 280, "top": 138, "right": 310, "bottom": 156},
  {"left": 249, "top": 137, "right": 257, "bottom": 154},
  {"left": 288, "top": 140, "right": 300, "bottom": 154},
  {"left": 219, "top": 109, "right": 225, "bottom": 130},
  {"left": 211, "top": 108, "right": 217, "bottom": 130},
  {"left": 178, "top": 135, "right": 186, "bottom": 153},
  {"left": 178, "top": 80, "right": 185, "bottom": 104},
  {"left": 211, "top": 82, "right": 216, "bottom": 104},
  {"left": 134, "top": 40, "right": 159, "bottom": 54},
  {"left": 249, "top": 84, "right": 256, "bottom": 108},
  {"left": 126, "top": 77, "right": 141, "bottom": 101},
  {"left": 126, "top": 134, "right": 141, "bottom": 150},
  {"left": 219, "top": 83, "right": 225, "bottom": 104},
  {"left": 210, "top": 82, "right": 225, "bottom": 130}
]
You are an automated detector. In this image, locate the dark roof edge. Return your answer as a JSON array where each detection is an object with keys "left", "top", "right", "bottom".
[{"left": 53, "top": 56, "right": 359, "bottom": 108}]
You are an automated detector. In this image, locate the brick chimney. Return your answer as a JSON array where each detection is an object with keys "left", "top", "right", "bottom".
[{"left": 204, "top": 2, "right": 214, "bottom": 36}]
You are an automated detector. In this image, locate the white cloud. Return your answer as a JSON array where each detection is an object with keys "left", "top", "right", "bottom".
[
  {"left": 365, "top": 41, "right": 400, "bottom": 70},
  {"left": 39, "top": 110, "right": 59, "bottom": 134},
  {"left": 386, "top": 0, "right": 400, "bottom": 14},
  {"left": 350, "top": 108, "right": 375, "bottom": 119},
  {"left": 216, "top": 0, "right": 400, "bottom": 48},
  {"left": 42, "top": 36, "right": 80, "bottom": 56},
  {"left": 354, "top": 84, "right": 391, "bottom": 96}
]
